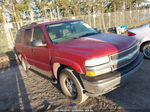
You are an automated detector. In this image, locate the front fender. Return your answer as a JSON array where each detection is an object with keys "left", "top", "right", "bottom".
[
  {"left": 141, "top": 36, "right": 150, "bottom": 44},
  {"left": 52, "top": 57, "right": 85, "bottom": 79}
]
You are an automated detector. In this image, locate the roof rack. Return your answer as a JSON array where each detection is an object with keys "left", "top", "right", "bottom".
[
  {"left": 30, "top": 22, "right": 38, "bottom": 25},
  {"left": 20, "top": 18, "right": 75, "bottom": 29},
  {"left": 21, "top": 22, "right": 38, "bottom": 29}
]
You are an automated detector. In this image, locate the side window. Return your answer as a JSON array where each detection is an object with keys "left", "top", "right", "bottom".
[
  {"left": 33, "top": 26, "right": 46, "bottom": 44},
  {"left": 15, "top": 29, "right": 22, "bottom": 43},
  {"left": 24, "top": 29, "right": 32, "bottom": 45}
]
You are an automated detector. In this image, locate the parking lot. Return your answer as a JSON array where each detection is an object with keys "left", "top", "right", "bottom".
[{"left": 0, "top": 59, "right": 149, "bottom": 112}]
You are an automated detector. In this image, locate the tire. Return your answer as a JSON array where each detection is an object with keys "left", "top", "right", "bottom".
[
  {"left": 59, "top": 68, "right": 88, "bottom": 104},
  {"left": 21, "top": 56, "right": 30, "bottom": 72},
  {"left": 141, "top": 42, "right": 150, "bottom": 59}
]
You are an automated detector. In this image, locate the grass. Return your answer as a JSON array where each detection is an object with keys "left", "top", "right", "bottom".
[{"left": 128, "top": 20, "right": 150, "bottom": 29}]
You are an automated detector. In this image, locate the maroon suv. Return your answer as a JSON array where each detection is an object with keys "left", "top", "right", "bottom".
[{"left": 15, "top": 20, "right": 143, "bottom": 104}]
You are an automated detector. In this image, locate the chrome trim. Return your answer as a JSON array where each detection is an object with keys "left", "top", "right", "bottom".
[
  {"left": 30, "top": 65, "right": 53, "bottom": 78},
  {"left": 110, "top": 43, "right": 138, "bottom": 61}
]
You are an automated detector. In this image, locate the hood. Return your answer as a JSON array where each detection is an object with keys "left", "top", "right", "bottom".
[{"left": 55, "top": 33, "right": 137, "bottom": 59}]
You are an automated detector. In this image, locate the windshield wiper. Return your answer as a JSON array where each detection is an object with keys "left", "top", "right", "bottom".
[
  {"left": 61, "top": 32, "right": 99, "bottom": 40},
  {"left": 79, "top": 32, "right": 99, "bottom": 37}
]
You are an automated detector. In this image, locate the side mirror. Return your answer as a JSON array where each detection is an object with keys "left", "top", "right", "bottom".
[
  {"left": 94, "top": 28, "right": 101, "bottom": 33},
  {"left": 31, "top": 40, "right": 46, "bottom": 47}
]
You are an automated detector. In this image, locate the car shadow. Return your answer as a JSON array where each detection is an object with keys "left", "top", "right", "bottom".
[
  {"left": 33, "top": 100, "right": 50, "bottom": 112},
  {"left": 0, "top": 51, "right": 32, "bottom": 111},
  {"left": 29, "top": 69, "right": 62, "bottom": 94},
  {"left": 104, "top": 59, "right": 150, "bottom": 111}
]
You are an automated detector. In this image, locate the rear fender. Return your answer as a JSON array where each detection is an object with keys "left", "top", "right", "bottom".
[{"left": 16, "top": 50, "right": 27, "bottom": 61}]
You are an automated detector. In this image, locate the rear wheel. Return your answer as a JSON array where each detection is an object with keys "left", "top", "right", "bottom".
[
  {"left": 142, "top": 42, "right": 150, "bottom": 59},
  {"left": 59, "top": 68, "right": 88, "bottom": 104},
  {"left": 21, "top": 56, "right": 30, "bottom": 72}
]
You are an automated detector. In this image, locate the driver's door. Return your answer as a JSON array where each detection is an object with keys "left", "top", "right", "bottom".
[{"left": 31, "top": 26, "right": 52, "bottom": 73}]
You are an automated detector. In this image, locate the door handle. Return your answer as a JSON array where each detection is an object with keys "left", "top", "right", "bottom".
[{"left": 30, "top": 49, "right": 34, "bottom": 53}]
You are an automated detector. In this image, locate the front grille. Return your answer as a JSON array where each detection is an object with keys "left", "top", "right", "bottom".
[
  {"left": 110, "top": 43, "right": 138, "bottom": 60},
  {"left": 110, "top": 43, "right": 139, "bottom": 70}
]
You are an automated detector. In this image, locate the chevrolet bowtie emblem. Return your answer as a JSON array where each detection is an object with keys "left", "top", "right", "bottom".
[{"left": 127, "top": 54, "right": 133, "bottom": 60}]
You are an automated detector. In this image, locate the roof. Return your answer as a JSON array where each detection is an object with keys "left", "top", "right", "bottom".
[{"left": 21, "top": 19, "right": 80, "bottom": 29}]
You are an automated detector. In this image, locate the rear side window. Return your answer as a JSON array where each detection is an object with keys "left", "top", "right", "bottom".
[
  {"left": 33, "top": 26, "right": 46, "bottom": 44},
  {"left": 24, "top": 29, "right": 32, "bottom": 45},
  {"left": 15, "top": 29, "right": 22, "bottom": 43}
]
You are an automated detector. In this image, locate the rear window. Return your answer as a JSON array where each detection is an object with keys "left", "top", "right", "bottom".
[
  {"left": 24, "top": 29, "right": 32, "bottom": 45},
  {"left": 33, "top": 26, "right": 46, "bottom": 44},
  {"left": 15, "top": 29, "right": 22, "bottom": 43}
]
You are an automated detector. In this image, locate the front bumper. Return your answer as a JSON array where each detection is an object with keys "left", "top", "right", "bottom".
[{"left": 80, "top": 53, "right": 143, "bottom": 97}]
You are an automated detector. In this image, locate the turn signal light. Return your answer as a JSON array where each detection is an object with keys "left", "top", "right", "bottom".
[{"left": 86, "top": 72, "right": 96, "bottom": 76}]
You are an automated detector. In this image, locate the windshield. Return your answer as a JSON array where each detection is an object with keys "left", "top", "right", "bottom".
[{"left": 46, "top": 20, "right": 99, "bottom": 43}]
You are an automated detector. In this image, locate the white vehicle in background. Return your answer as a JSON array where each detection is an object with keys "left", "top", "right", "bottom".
[{"left": 128, "top": 24, "right": 150, "bottom": 59}]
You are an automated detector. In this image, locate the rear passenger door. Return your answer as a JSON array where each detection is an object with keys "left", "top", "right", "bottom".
[
  {"left": 22, "top": 28, "right": 33, "bottom": 65},
  {"left": 31, "top": 26, "right": 51, "bottom": 72}
]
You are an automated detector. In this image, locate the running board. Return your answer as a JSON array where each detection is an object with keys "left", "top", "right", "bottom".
[{"left": 30, "top": 65, "right": 57, "bottom": 84}]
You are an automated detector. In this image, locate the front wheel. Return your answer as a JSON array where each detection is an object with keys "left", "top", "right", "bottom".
[
  {"left": 59, "top": 68, "right": 88, "bottom": 104},
  {"left": 142, "top": 42, "right": 150, "bottom": 59}
]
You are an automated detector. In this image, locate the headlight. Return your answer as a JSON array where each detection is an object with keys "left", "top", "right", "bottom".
[{"left": 85, "top": 56, "right": 110, "bottom": 66}]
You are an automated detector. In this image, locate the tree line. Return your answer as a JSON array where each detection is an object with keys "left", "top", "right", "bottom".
[{"left": 0, "top": 0, "right": 147, "bottom": 23}]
